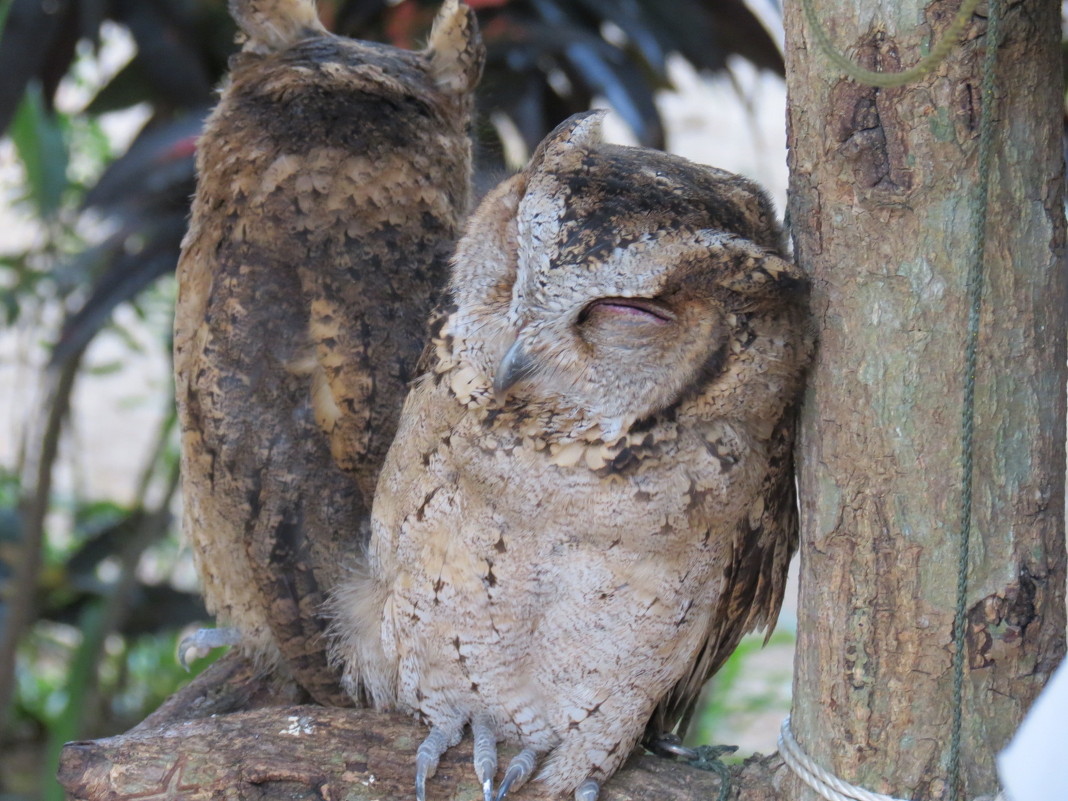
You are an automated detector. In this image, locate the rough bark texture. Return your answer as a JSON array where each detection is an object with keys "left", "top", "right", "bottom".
[
  {"left": 784, "top": 0, "right": 1066, "bottom": 799},
  {"left": 57, "top": 654, "right": 788, "bottom": 801}
]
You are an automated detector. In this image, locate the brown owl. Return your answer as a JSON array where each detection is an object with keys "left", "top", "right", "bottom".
[
  {"left": 330, "top": 111, "right": 813, "bottom": 800},
  {"left": 174, "top": 0, "right": 483, "bottom": 705}
]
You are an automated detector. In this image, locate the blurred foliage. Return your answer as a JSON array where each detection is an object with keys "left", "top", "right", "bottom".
[
  {"left": 689, "top": 629, "right": 794, "bottom": 759},
  {"left": 0, "top": 1, "right": 784, "bottom": 798}
]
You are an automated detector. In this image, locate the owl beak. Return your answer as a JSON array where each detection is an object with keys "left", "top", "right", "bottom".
[{"left": 493, "top": 337, "right": 533, "bottom": 402}]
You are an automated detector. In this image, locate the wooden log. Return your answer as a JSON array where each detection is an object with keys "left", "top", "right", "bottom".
[{"left": 58, "top": 655, "right": 786, "bottom": 801}]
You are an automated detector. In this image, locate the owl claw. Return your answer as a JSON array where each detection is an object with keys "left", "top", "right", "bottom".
[
  {"left": 177, "top": 627, "right": 241, "bottom": 669},
  {"left": 416, "top": 726, "right": 456, "bottom": 801},
  {"left": 471, "top": 716, "right": 497, "bottom": 801},
  {"left": 494, "top": 747, "right": 537, "bottom": 801},
  {"left": 646, "top": 731, "right": 698, "bottom": 760},
  {"left": 574, "top": 779, "right": 600, "bottom": 801}
]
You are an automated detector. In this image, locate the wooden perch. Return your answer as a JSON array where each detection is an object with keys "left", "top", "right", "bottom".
[{"left": 57, "top": 654, "right": 785, "bottom": 801}]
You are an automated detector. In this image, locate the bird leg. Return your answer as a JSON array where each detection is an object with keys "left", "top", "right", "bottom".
[
  {"left": 471, "top": 715, "right": 498, "bottom": 801},
  {"left": 574, "top": 778, "right": 601, "bottom": 801},
  {"left": 416, "top": 724, "right": 461, "bottom": 801},
  {"left": 178, "top": 627, "right": 242, "bottom": 669},
  {"left": 494, "top": 747, "right": 537, "bottom": 801}
]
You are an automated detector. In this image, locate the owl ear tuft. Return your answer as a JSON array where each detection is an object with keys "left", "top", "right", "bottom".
[
  {"left": 697, "top": 231, "right": 808, "bottom": 301},
  {"left": 527, "top": 110, "right": 607, "bottom": 175},
  {"left": 229, "top": 0, "right": 326, "bottom": 54},
  {"left": 426, "top": 0, "right": 485, "bottom": 94}
]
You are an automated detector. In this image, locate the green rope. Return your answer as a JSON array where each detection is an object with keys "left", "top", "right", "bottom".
[
  {"left": 799, "top": 0, "right": 982, "bottom": 88},
  {"left": 947, "top": 1, "right": 999, "bottom": 797},
  {"left": 687, "top": 744, "right": 737, "bottom": 801},
  {"left": 655, "top": 736, "right": 736, "bottom": 801}
]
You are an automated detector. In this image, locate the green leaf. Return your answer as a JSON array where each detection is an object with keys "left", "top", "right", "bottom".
[
  {"left": 0, "top": 286, "right": 18, "bottom": 324},
  {"left": 84, "top": 61, "right": 153, "bottom": 116},
  {"left": 10, "top": 82, "right": 69, "bottom": 218},
  {"left": 0, "top": 0, "right": 13, "bottom": 38},
  {"left": 84, "top": 359, "right": 124, "bottom": 376}
]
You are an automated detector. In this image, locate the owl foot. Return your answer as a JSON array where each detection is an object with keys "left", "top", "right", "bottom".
[
  {"left": 647, "top": 732, "right": 737, "bottom": 767},
  {"left": 416, "top": 724, "right": 463, "bottom": 801},
  {"left": 177, "top": 627, "right": 241, "bottom": 669},
  {"left": 472, "top": 716, "right": 498, "bottom": 801},
  {"left": 494, "top": 747, "right": 537, "bottom": 801},
  {"left": 574, "top": 779, "right": 601, "bottom": 801}
]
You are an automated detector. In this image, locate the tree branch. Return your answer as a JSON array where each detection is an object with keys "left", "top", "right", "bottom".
[{"left": 58, "top": 654, "right": 785, "bottom": 801}]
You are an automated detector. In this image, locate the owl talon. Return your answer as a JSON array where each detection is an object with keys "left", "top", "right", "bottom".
[
  {"left": 494, "top": 747, "right": 537, "bottom": 801},
  {"left": 416, "top": 725, "right": 457, "bottom": 801},
  {"left": 646, "top": 732, "right": 698, "bottom": 761},
  {"left": 575, "top": 779, "right": 601, "bottom": 801},
  {"left": 177, "top": 627, "right": 241, "bottom": 669},
  {"left": 471, "top": 716, "right": 497, "bottom": 801}
]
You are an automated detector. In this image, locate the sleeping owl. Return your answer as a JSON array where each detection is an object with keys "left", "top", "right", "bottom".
[
  {"left": 331, "top": 111, "right": 813, "bottom": 800},
  {"left": 174, "top": 0, "right": 482, "bottom": 704}
]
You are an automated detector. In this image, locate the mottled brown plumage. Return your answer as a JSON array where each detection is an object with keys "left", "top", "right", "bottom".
[
  {"left": 331, "top": 112, "right": 813, "bottom": 798},
  {"left": 174, "top": 0, "right": 483, "bottom": 705}
]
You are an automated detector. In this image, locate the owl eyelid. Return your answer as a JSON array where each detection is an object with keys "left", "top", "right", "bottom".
[{"left": 578, "top": 297, "right": 676, "bottom": 325}]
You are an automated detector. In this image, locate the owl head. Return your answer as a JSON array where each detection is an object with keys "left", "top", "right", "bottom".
[
  {"left": 225, "top": 0, "right": 483, "bottom": 124},
  {"left": 444, "top": 112, "right": 809, "bottom": 440}
]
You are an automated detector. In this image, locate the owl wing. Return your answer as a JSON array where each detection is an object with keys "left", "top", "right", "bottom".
[
  {"left": 295, "top": 0, "right": 483, "bottom": 502},
  {"left": 297, "top": 229, "right": 455, "bottom": 505},
  {"left": 647, "top": 402, "right": 801, "bottom": 738},
  {"left": 176, "top": 206, "right": 362, "bottom": 706}
]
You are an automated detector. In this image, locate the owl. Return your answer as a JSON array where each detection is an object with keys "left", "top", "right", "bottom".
[
  {"left": 174, "top": 0, "right": 483, "bottom": 705},
  {"left": 330, "top": 111, "right": 813, "bottom": 801}
]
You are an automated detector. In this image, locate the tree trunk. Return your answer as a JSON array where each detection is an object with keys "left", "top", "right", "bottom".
[{"left": 783, "top": 0, "right": 1066, "bottom": 799}]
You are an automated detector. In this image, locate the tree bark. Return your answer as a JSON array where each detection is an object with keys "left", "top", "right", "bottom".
[
  {"left": 784, "top": 0, "right": 1066, "bottom": 799},
  {"left": 57, "top": 654, "right": 788, "bottom": 801}
]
